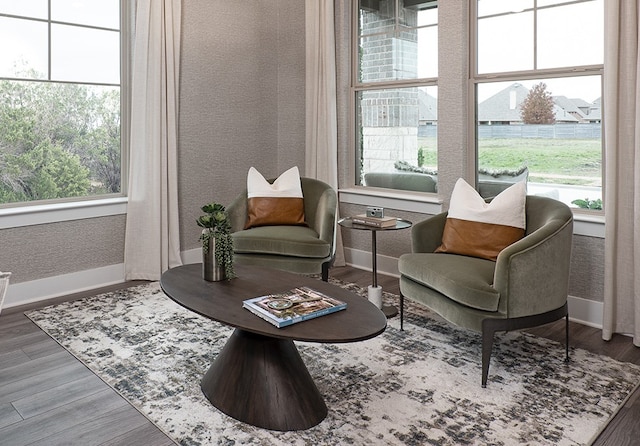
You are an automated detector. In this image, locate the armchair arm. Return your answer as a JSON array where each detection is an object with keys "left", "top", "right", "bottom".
[
  {"left": 312, "top": 188, "right": 337, "bottom": 246},
  {"left": 411, "top": 212, "right": 448, "bottom": 253},
  {"left": 226, "top": 190, "right": 248, "bottom": 233},
  {"left": 493, "top": 216, "right": 573, "bottom": 318}
]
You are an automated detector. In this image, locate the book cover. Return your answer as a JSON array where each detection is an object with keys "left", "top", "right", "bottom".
[
  {"left": 352, "top": 214, "right": 398, "bottom": 227},
  {"left": 243, "top": 286, "right": 347, "bottom": 328}
]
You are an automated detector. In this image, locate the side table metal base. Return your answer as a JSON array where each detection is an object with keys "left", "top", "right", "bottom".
[
  {"left": 382, "top": 305, "right": 398, "bottom": 318},
  {"left": 337, "top": 216, "right": 411, "bottom": 322},
  {"left": 367, "top": 285, "right": 383, "bottom": 308}
]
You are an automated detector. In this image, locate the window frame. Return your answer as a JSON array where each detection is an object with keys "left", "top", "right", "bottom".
[
  {"left": 341, "top": 1, "right": 605, "bottom": 238},
  {"left": 470, "top": 0, "right": 604, "bottom": 213},
  {"left": 351, "top": 0, "right": 439, "bottom": 193},
  {"left": 0, "top": 0, "right": 130, "bottom": 215}
]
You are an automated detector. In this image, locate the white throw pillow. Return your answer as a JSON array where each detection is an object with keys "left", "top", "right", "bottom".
[
  {"left": 435, "top": 178, "right": 526, "bottom": 261},
  {"left": 245, "top": 166, "right": 305, "bottom": 229}
]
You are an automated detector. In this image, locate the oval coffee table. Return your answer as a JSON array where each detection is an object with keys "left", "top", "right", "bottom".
[{"left": 160, "top": 263, "right": 387, "bottom": 431}]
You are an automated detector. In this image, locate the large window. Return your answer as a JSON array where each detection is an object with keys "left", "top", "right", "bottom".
[
  {"left": 354, "top": 0, "right": 438, "bottom": 194},
  {"left": 474, "top": 0, "right": 604, "bottom": 210},
  {"left": 0, "top": 1, "right": 123, "bottom": 206}
]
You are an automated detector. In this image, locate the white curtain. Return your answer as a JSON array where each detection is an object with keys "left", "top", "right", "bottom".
[
  {"left": 305, "top": 0, "right": 345, "bottom": 266},
  {"left": 0, "top": 272, "right": 10, "bottom": 314},
  {"left": 602, "top": 0, "right": 640, "bottom": 345},
  {"left": 124, "top": 0, "right": 182, "bottom": 280}
]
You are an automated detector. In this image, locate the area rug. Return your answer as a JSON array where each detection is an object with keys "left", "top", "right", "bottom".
[{"left": 26, "top": 281, "right": 640, "bottom": 446}]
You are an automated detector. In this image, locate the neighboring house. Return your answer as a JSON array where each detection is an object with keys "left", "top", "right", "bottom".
[
  {"left": 584, "top": 97, "right": 602, "bottom": 123},
  {"left": 475, "top": 82, "right": 602, "bottom": 125},
  {"left": 477, "top": 83, "right": 530, "bottom": 124},
  {"left": 553, "top": 95, "right": 588, "bottom": 122},
  {"left": 418, "top": 89, "right": 437, "bottom": 126}
]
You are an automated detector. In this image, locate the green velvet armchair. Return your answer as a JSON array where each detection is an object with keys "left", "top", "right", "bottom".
[
  {"left": 398, "top": 195, "right": 573, "bottom": 387},
  {"left": 226, "top": 177, "right": 337, "bottom": 281}
]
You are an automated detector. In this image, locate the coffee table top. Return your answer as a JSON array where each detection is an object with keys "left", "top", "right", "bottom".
[{"left": 160, "top": 263, "right": 387, "bottom": 343}]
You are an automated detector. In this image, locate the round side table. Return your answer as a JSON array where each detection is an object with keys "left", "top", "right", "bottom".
[{"left": 338, "top": 217, "right": 412, "bottom": 317}]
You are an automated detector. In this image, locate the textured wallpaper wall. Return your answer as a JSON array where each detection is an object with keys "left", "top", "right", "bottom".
[
  {"left": 178, "top": 0, "right": 305, "bottom": 252},
  {"left": 0, "top": 215, "right": 125, "bottom": 284}
]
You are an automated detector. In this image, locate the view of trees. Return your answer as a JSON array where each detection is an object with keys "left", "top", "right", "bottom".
[
  {"left": 520, "top": 82, "right": 556, "bottom": 124},
  {"left": 0, "top": 73, "right": 120, "bottom": 204}
]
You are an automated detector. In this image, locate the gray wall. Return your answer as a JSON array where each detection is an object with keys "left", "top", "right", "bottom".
[
  {"left": 0, "top": 216, "right": 125, "bottom": 284},
  {"left": 178, "top": 0, "right": 305, "bottom": 252}
]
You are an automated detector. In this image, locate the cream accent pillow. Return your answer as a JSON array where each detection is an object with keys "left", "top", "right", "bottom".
[
  {"left": 435, "top": 178, "right": 526, "bottom": 261},
  {"left": 245, "top": 166, "right": 306, "bottom": 229}
]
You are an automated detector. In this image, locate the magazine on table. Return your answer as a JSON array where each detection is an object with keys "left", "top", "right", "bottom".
[{"left": 243, "top": 286, "right": 347, "bottom": 328}]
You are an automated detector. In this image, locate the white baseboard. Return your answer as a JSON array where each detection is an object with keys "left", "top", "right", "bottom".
[
  {"left": 567, "top": 295, "right": 603, "bottom": 329},
  {"left": 2, "top": 247, "right": 604, "bottom": 332},
  {"left": 343, "top": 247, "right": 603, "bottom": 329},
  {"left": 344, "top": 247, "right": 401, "bottom": 277},
  {"left": 2, "top": 248, "right": 203, "bottom": 311},
  {"left": 181, "top": 248, "right": 201, "bottom": 265},
  {"left": 3, "top": 263, "right": 126, "bottom": 310}
]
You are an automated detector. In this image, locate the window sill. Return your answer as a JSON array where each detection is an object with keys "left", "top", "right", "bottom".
[
  {"left": 338, "top": 187, "right": 605, "bottom": 238},
  {"left": 572, "top": 212, "right": 605, "bottom": 238},
  {"left": 338, "top": 187, "right": 443, "bottom": 215},
  {"left": 0, "top": 197, "right": 128, "bottom": 230}
]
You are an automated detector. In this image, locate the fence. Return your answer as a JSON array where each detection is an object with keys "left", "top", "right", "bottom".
[{"left": 418, "top": 123, "right": 601, "bottom": 139}]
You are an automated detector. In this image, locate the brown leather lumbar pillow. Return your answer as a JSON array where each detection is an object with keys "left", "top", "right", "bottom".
[
  {"left": 436, "top": 178, "right": 526, "bottom": 261},
  {"left": 245, "top": 166, "right": 305, "bottom": 229}
]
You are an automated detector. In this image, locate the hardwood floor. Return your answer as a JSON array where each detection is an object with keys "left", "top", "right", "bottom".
[
  {"left": 0, "top": 282, "right": 175, "bottom": 446},
  {"left": 0, "top": 266, "right": 639, "bottom": 445}
]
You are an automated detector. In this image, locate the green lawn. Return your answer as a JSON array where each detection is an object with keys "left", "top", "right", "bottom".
[{"left": 417, "top": 137, "right": 601, "bottom": 186}]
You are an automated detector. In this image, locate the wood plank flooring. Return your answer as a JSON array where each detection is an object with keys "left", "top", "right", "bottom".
[
  {"left": 0, "top": 266, "right": 639, "bottom": 445},
  {"left": 0, "top": 283, "right": 176, "bottom": 446}
]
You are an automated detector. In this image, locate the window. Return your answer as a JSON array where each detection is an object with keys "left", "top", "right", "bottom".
[
  {"left": 0, "top": 1, "right": 123, "bottom": 206},
  {"left": 474, "top": 0, "right": 604, "bottom": 210},
  {"left": 354, "top": 0, "right": 438, "bottom": 194}
]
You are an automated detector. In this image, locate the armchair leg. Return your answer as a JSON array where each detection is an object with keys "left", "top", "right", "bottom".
[
  {"left": 565, "top": 313, "right": 570, "bottom": 363},
  {"left": 481, "top": 303, "right": 569, "bottom": 387},
  {"left": 321, "top": 262, "right": 329, "bottom": 282},
  {"left": 481, "top": 322, "right": 496, "bottom": 388},
  {"left": 400, "top": 293, "right": 405, "bottom": 331}
]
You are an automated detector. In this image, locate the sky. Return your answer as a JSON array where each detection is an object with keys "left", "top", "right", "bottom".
[
  {"left": 0, "top": 1, "right": 120, "bottom": 85},
  {"left": 414, "top": 0, "right": 604, "bottom": 103}
]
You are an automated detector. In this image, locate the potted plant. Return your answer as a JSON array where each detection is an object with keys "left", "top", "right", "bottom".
[{"left": 197, "top": 202, "right": 235, "bottom": 281}]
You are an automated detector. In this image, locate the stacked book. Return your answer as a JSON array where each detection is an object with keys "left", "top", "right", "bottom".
[
  {"left": 243, "top": 286, "right": 347, "bottom": 328},
  {"left": 351, "top": 214, "right": 398, "bottom": 228}
]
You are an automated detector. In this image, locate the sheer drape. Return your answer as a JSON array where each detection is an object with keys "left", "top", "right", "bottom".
[
  {"left": 602, "top": 0, "right": 640, "bottom": 345},
  {"left": 124, "top": 0, "right": 182, "bottom": 280},
  {"left": 305, "top": 0, "right": 345, "bottom": 266},
  {"left": 0, "top": 272, "right": 10, "bottom": 315}
]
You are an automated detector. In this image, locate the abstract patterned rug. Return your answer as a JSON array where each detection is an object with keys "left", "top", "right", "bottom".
[{"left": 26, "top": 281, "right": 640, "bottom": 446}]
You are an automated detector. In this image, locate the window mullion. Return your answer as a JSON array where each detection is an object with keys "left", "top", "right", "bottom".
[{"left": 47, "top": 0, "right": 52, "bottom": 81}]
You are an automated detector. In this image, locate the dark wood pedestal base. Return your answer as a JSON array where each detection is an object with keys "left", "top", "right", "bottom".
[{"left": 200, "top": 328, "right": 328, "bottom": 431}]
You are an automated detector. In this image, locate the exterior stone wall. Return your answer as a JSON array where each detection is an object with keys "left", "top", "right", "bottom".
[{"left": 359, "top": 1, "right": 420, "bottom": 176}]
